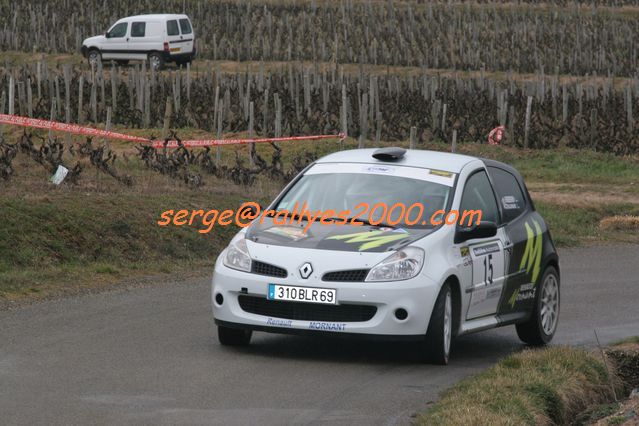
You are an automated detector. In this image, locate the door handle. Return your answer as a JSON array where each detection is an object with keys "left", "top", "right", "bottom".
[{"left": 126, "top": 37, "right": 129, "bottom": 42}]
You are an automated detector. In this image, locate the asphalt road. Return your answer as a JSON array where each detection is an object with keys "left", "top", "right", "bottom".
[{"left": 1, "top": 245, "right": 638, "bottom": 426}]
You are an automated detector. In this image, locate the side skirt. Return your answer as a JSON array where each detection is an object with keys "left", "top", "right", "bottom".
[{"left": 458, "top": 311, "right": 529, "bottom": 335}]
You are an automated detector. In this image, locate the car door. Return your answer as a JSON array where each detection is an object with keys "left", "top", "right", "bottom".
[
  {"left": 127, "top": 21, "right": 149, "bottom": 61},
  {"left": 486, "top": 166, "right": 539, "bottom": 316},
  {"left": 177, "top": 18, "right": 195, "bottom": 56},
  {"left": 102, "top": 21, "right": 129, "bottom": 61},
  {"left": 458, "top": 169, "right": 507, "bottom": 320}
]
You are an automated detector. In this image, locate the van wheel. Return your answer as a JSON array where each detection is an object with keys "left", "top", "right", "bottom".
[
  {"left": 87, "top": 49, "right": 101, "bottom": 68},
  {"left": 217, "top": 325, "right": 252, "bottom": 346},
  {"left": 422, "top": 282, "right": 453, "bottom": 365},
  {"left": 516, "top": 266, "right": 560, "bottom": 345},
  {"left": 148, "top": 53, "right": 164, "bottom": 71}
]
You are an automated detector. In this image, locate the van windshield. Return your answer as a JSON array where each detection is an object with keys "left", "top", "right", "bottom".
[{"left": 179, "top": 19, "right": 192, "bottom": 35}]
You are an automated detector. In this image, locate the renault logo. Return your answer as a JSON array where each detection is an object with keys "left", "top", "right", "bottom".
[{"left": 299, "top": 262, "right": 313, "bottom": 279}]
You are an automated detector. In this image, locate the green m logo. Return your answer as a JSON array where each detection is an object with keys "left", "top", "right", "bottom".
[
  {"left": 327, "top": 230, "right": 409, "bottom": 251},
  {"left": 509, "top": 219, "right": 543, "bottom": 308},
  {"left": 519, "top": 219, "right": 543, "bottom": 284}
]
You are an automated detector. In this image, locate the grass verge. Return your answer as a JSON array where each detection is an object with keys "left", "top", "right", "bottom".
[
  {"left": 0, "top": 191, "right": 243, "bottom": 301},
  {"left": 417, "top": 347, "right": 621, "bottom": 426}
]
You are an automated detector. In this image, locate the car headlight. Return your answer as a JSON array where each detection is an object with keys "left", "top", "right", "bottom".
[
  {"left": 365, "top": 247, "right": 425, "bottom": 282},
  {"left": 223, "top": 237, "right": 251, "bottom": 272}
]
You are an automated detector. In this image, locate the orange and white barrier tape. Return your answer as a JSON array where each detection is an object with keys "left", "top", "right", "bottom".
[
  {"left": 0, "top": 114, "right": 346, "bottom": 148},
  {"left": 150, "top": 134, "right": 346, "bottom": 148}
]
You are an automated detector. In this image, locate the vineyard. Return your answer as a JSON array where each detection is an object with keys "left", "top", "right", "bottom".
[
  {"left": 2, "top": 59, "right": 639, "bottom": 155},
  {"left": 3, "top": 0, "right": 639, "bottom": 76},
  {"left": 1, "top": 0, "right": 639, "bottom": 191}
]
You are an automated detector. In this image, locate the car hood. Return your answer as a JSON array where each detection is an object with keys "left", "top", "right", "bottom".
[
  {"left": 83, "top": 35, "right": 105, "bottom": 46},
  {"left": 245, "top": 218, "right": 434, "bottom": 253}
]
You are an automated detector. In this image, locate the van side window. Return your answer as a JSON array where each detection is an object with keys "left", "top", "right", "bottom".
[
  {"left": 131, "top": 22, "right": 146, "bottom": 37},
  {"left": 487, "top": 167, "right": 527, "bottom": 223},
  {"left": 179, "top": 19, "right": 192, "bottom": 35},
  {"left": 167, "top": 20, "right": 179, "bottom": 36},
  {"left": 108, "top": 22, "right": 128, "bottom": 38}
]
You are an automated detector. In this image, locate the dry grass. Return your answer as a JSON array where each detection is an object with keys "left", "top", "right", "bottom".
[
  {"left": 418, "top": 347, "right": 620, "bottom": 426},
  {"left": 599, "top": 216, "right": 639, "bottom": 232}
]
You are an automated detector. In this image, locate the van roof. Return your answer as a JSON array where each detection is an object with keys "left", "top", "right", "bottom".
[{"left": 120, "top": 14, "right": 190, "bottom": 21}]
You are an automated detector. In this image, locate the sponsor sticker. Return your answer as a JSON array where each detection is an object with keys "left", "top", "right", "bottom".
[
  {"left": 501, "top": 195, "right": 520, "bottom": 210},
  {"left": 309, "top": 322, "right": 346, "bottom": 331},
  {"left": 472, "top": 243, "right": 500, "bottom": 256},
  {"left": 508, "top": 283, "right": 537, "bottom": 308},
  {"left": 364, "top": 165, "right": 395, "bottom": 174},
  {"left": 267, "top": 317, "right": 293, "bottom": 327},
  {"left": 264, "top": 225, "right": 308, "bottom": 241},
  {"left": 429, "top": 169, "right": 454, "bottom": 178}
]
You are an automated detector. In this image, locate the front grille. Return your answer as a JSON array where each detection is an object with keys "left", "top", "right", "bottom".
[
  {"left": 251, "top": 260, "right": 287, "bottom": 278},
  {"left": 322, "top": 269, "right": 369, "bottom": 282},
  {"left": 238, "top": 295, "right": 377, "bottom": 322}
]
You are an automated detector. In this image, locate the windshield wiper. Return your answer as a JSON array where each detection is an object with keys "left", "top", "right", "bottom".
[{"left": 338, "top": 217, "right": 395, "bottom": 229}]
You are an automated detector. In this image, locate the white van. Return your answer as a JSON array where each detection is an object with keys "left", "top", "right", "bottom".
[{"left": 81, "top": 14, "right": 196, "bottom": 70}]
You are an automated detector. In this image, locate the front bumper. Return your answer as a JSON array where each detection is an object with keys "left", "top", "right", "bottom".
[{"left": 212, "top": 256, "right": 440, "bottom": 338}]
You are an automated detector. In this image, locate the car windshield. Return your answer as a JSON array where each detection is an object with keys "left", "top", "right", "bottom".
[{"left": 274, "top": 164, "right": 454, "bottom": 229}]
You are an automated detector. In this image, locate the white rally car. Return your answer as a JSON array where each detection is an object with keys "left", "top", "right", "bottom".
[{"left": 212, "top": 148, "right": 560, "bottom": 364}]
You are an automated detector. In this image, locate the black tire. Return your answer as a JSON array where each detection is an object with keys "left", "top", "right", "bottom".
[
  {"left": 516, "top": 266, "right": 560, "bottom": 346},
  {"left": 422, "top": 282, "right": 453, "bottom": 365},
  {"left": 148, "top": 52, "right": 164, "bottom": 71},
  {"left": 87, "top": 49, "right": 101, "bottom": 68},
  {"left": 217, "top": 325, "right": 252, "bottom": 346}
]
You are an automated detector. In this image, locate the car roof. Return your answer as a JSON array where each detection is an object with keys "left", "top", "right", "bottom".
[
  {"left": 315, "top": 148, "right": 478, "bottom": 173},
  {"left": 120, "top": 14, "right": 189, "bottom": 21}
]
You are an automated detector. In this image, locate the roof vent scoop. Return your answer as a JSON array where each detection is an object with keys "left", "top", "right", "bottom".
[{"left": 372, "top": 147, "right": 406, "bottom": 161}]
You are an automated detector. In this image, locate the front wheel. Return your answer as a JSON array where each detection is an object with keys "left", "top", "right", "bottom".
[
  {"left": 87, "top": 49, "right": 101, "bottom": 68},
  {"left": 148, "top": 52, "right": 164, "bottom": 71},
  {"left": 217, "top": 325, "right": 252, "bottom": 346},
  {"left": 516, "top": 266, "right": 560, "bottom": 345},
  {"left": 422, "top": 283, "right": 453, "bottom": 365}
]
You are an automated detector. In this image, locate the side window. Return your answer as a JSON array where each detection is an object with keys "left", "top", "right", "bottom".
[
  {"left": 131, "top": 22, "right": 146, "bottom": 37},
  {"left": 459, "top": 170, "right": 499, "bottom": 225},
  {"left": 167, "top": 20, "right": 179, "bottom": 36},
  {"left": 108, "top": 22, "right": 128, "bottom": 38},
  {"left": 487, "top": 167, "right": 527, "bottom": 223},
  {"left": 179, "top": 19, "right": 192, "bottom": 35}
]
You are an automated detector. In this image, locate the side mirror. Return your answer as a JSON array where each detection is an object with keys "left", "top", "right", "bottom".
[
  {"left": 105, "top": 32, "right": 110, "bottom": 38},
  {"left": 454, "top": 221, "right": 497, "bottom": 244}
]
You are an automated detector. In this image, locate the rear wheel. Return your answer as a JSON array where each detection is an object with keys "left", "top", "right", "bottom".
[
  {"left": 516, "top": 266, "right": 560, "bottom": 345},
  {"left": 87, "top": 49, "right": 101, "bottom": 68},
  {"left": 148, "top": 52, "right": 164, "bottom": 71},
  {"left": 217, "top": 325, "right": 252, "bottom": 346},
  {"left": 422, "top": 283, "right": 452, "bottom": 365}
]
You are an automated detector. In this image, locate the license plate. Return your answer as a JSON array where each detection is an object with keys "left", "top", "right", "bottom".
[{"left": 268, "top": 284, "right": 337, "bottom": 305}]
